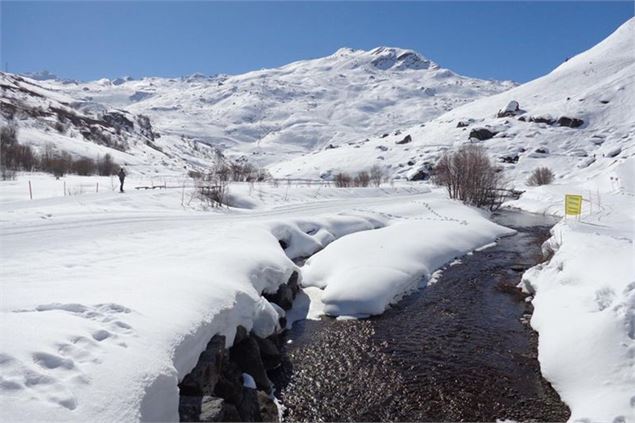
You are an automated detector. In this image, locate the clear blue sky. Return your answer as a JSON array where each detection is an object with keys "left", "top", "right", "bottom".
[{"left": 1, "top": 1, "right": 632, "bottom": 82}]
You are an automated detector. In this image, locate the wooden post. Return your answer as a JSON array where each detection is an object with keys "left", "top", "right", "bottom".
[
  {"left": 96, "top": 182, "right": 99, "bottom": 193},
  {"left": 181, "top": 179, "right": 186, "bottom": 206},
  {"left": 28, "top": 180, "right": 32, "bottom": 200},
  {"left": 64, "top": 181, "right": 66, "bottom": 196}
]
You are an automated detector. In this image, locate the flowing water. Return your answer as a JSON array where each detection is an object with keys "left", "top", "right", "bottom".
[{"left": 271, "top": 210, "right": 569, "bottom": 422}]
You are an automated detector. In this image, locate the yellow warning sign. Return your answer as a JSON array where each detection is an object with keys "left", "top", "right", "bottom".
[{"left": 565, "top": 194, "right": 583, "bottom": 216}]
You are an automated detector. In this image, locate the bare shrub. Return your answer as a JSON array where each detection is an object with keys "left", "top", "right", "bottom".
[
  {"left": 334, "top": 172, "right": 352, "bottom": 188},
  {"left": 1, "top": 124, "right": 37, "bottom": 178},
  {"left": 526, "top": 167, "right": 554, "bottom": 186},
  {"left": 196, "top": 171, "right": 229, "bottom": 207},
  {"left": 353, "top": 171, "right": 370, "bottom": 187},
  {"left": 72, "top": 157, "right": 97, "bottom": 176},
  {"left": 433, "top": 145, "right": 506, "bottom": 210},
  {"left": 97, "top": 154, "right": 119, "bottom": 176},
  {"left": 369, "top": 165, "right": 384, "bottom": 187}
]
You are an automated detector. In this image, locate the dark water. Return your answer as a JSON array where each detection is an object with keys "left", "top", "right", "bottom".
[{"left": 271, "top": 210, "right": 569, "bottom": 422}]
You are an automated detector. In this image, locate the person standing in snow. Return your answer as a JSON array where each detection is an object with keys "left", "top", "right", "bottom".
[{"left": 118, "top": 168, "right": 126, "bottom": 193}]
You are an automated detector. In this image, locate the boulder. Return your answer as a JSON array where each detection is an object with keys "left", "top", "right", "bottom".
[
  {"left": 257, "top": 391, "right": 279, "bottom": 422},
  {"left": 469, "top": 128, "right": 497, "bottom": 141},
  {"left": 499, "top": 155, "right": 519, "bottom": 164},
  {"left": 395, "top": 134, "right": 412, "bottom": 145},
  {"left": 497, "top": 100, "right": 520, "bottom": 117},
  {"left": 230, "top": 336, "right": 271, "bottom": 392},
  {"left": 179, "top": 336, "right": 225, "bottom": 396},
  {"left": 529, "top": 115, "right": 555, "bottom": 125},
  {"left": 263, "top": 283, "right": 294, "bottom": 310},
  {"left": 557, "top": 116, "right": 584, "bottom": 128},
  {"left": 456, "top": 120, "right": 470, "bottom": 128},
  {"left": 256, "top": 336, "right": 282, "bottom": 370},
  {"left": 237, "top": 387, "right": 261, "bottom": 422}
]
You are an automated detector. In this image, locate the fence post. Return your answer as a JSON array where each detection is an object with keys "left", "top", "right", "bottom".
[
  {"left": 96, "top": 182, "right": 99, "bottom": 193},
  {"left": 64, "top": 181, "right": 66, "bottom": 197},
  {"left": 28, "top": 180, "right": 33, "bottom": 200},
  {"left": 181, "top": 179, "right": 186, "bottom": 206}
]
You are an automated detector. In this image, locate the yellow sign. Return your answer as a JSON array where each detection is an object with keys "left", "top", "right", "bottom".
[{"left": 565, "top": 194, "right": 583, "bottom": 216}]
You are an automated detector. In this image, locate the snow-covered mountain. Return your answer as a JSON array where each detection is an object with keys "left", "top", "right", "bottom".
[
  {"left": 273, "top": 18, "right": 634, "bottom": 186},
  {"left": 2, "top": 47, "right": 514, "bottom": 174}
]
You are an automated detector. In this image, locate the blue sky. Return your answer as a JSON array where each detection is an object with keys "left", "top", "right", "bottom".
[{"left": 1, "top": 1, "right": 632, "bottom": 82}]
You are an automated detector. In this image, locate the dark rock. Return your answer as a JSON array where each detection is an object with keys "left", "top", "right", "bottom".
[
  {"left": 230, "top": 337, "right": 271, "bottom": 392},
  {"left": 179, "top": 336, "right": 225, "bottom": 396},
  {"left": 600, "top": 100, "right": 610, "bottom": 104},
  {"left": 102, "top": 111, "right": 134, "bottom": 132},
  {"left": 380, "top": 133, "right": 389, "bottom": 138},
  {"left": 376, "top": 145, "right": 388, "bottom": 152},
  {"left": 287, "top": 271, "right": 300, "bottom": 296},
  {"left": 214, "top": 359, "right": 243, "bottom": 406},
  {"left": 557, "top": 116, "right": 584, "bottom": 128},
  {"left": 534, "top": 148, "right": 549, "bottom": 154},
  {"left": 518, "top": 116, "right": 527, "bottom": 122},
  {"left": 325, "top": 144, "right": 337, "bottom": 150},
  {"left": 179, "top": 395, "right": 204, "bottom": 422},
  {"left": 233, "top": 326, "right": 249, "bottom": 345},
  {"left": 469, "top": 128, "right": 497, "bottom": 141},
  {"left": 263, "top": 283, "right": 294, "bottom": 310},
  {"left": 237, "top": 387, "right": 261, "bottom": 422},
  {"left": 407, "top": 160, "right": 416, "bottom": 166},
  {"left": 256, "top": 336, "right": 282, "bottom": 370},
  {"left": 278, "top": 239, "right": 288, "bottom": 250},
  {"left": 456, "top": 120, "right": 470, "bottom": 128},
  {"left": 221, "top": 403, "right": 241, "bottom": 422},
  {"left": 257, "top": 391, "right": 279, "bottom": 422},
  {"left": 529, "top": 115, "right": 555, "bottom": 125},
  {"left": 500, "top": 155, "right": 519, "bottom": 164},
  {"left": 396, "top": 134, "right": 412, "bottom": 145}
]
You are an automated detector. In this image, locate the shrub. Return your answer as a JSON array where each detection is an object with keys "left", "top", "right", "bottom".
[
  {"left": 334, "top": 172, "right": 352, "bottom": 188},
  {"left": 72, "top": 157, "right": 97, "bottom": 176},
  {"left": 353, "top": 171, "right": 370, "bottom": 187},
  {"left": 526, "top": 167, "right": 554, "bottom": 186},
  {"left": 369, "top": 165, "right": 384, "bottom": 187},
  {"left": 97, "top": 154, "right": 118, "bottom": 176},
  {"left": 1, "top": 124, "right": 37, "bottom": 178},
  {"left": 433, "top": 145, "right": 506, "bottom": 210}
]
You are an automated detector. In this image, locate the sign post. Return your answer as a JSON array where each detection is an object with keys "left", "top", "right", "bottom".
[{"left": 565, "top": 194, "right": 583, "bottom": 218}]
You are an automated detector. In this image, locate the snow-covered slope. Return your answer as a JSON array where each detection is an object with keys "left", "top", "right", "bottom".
[
  {"left": 273, "top": 19, "right": 634, "bottom": 187},
  {"left": 17, "top": 47, "right": 513, "bottom": 168}
]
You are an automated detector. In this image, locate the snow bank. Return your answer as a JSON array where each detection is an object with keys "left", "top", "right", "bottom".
[
  {"left": 302, "top": 199, "right": 514, "bottom": 317},
  {"left": 0, "top": 179, "right": 439, "bottom": 422}
]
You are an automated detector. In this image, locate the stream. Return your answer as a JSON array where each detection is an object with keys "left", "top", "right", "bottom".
[{"left": 270, "top": 210, "right": 570, "bottom": 422}]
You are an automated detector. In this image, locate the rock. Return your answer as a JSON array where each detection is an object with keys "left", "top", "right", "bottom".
[
  {"left": 529, "top": 115, "right": 555, "bottom": 125},
  {"left": 200, "top": 396, "right": 226, "bottom": 422},
  {"left": 395, "top": 134, "right": 412, "bottom": 145},
  {"left": 233, "top": 326, "right": 249, "bottom": 345},
  {"left": 221, "top": 403, "right": 241, "bottom": 422},
  {"left": 287, "top": 271, "right": 300, "bottom": 296},
  {"left": 456, "top": 120, "right": 470, "bottom": 128},
  {"left": 380, "top": 133, "right": 389, "bottom": 138},
  {"left": 102, "top": 111, "right": 134, "bottom": 132},
  {"left": 230, "top": 336, "right": 271, "bottom": 392},
  {"left": 534, "top": 147, "right": 549, "bottom": 154},
  {"left": 237, "top": 387, "right": 261, "bottom": 422},
  {"left": 557, "top": 116, "right": 584, "bottom": 128},
  {"left": 376, "top": 145, "right": 388, "bottom": 152},
  {"left": 278, "top": 239, "right": 288, "bottom": 250},
  {"left": 518, "top": 116, "right": 527, "bottom": 122},
  {"left": 256, "top": 336, "right": 282, "bottom": 370},
  {"left": 263, "top": 283, "right": 294, "bottom": 310},
  {"left": 257, "top": 391, "right": 279, "bottom": 422},
  {"left": 325, "top": 143, "right": 337, "bottom": 150},
  {"left": 179, "top": 336, "right": 225, "bottom": 396},
  {"left": 469, "top": 127, "right": 497, "bottom": 141},
  {"left": 407, "top": 160, "right": 416, "bottom": 166},
  {"left": 214, "top": 359, "right": 243, "bottom": 406},
  {"left": 179, "top": 395, "right": 204, "bottom": 422},
  {"left": 497, "top": 100, "right": 520, "bottom": 117},
  {"left": 500, "top": 155, "right": 519, "bottom": 164},
  {"left": 605, "top": 146, "right": 622, "bottom": 158}
]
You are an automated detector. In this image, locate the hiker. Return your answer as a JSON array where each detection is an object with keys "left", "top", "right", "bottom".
[{"left": 118, "top": 168, "right": 126, "bottom": 193}]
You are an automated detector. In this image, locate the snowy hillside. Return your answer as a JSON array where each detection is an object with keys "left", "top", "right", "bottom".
[
  {"left": 10, "top": 47, "right": 513, "bottom": 170},
  {"left": 273, "top": 19, "right": 634, "bottom": 186}
]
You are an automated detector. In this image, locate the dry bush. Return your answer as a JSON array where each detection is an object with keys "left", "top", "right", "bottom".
[
  {"left": 354, "top": 171, "right": 370, "bottom": 187},
  {"left": 370, "top": 165, "right": 384, "bottom": 187},
  {"left": 527, "top": 167, "right": 554, "bottom": 186},
  {"left": 433, "top": 145, "right": 506, "bottom": 210},
  {"left": 334, "top": 172, "right": 352, "bottom": 188}
]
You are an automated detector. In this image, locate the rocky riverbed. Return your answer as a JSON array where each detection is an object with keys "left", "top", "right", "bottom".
[{"left": 271, "top": 210, "right": 570, "bottom": 422}]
